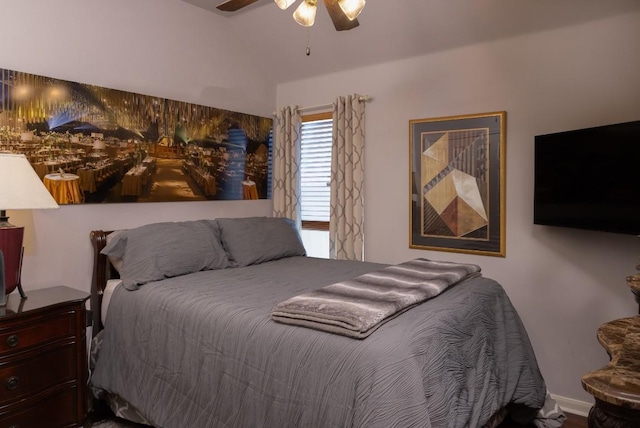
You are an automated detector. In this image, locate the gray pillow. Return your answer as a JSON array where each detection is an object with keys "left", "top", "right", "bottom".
[
  {"left": 101, "top": 220, "right": 231, "bottom": 290},
  {"left": 105, "top": 230, "right": 125, "bottom": 272},
  {"left": 217, "top": 217, "right": 306, "bottom": 267}
]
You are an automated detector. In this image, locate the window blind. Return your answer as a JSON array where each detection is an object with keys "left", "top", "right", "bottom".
[{"left": 300, "top": 117, "right": 332, "bottom": 225}]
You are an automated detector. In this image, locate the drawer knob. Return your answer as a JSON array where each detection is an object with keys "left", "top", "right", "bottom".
[
  {"left": 5, "top": 376, "right": 19, "bottom": 391},
  {"left": 6, "top": 334, "right": 19, "bottom": 348}
]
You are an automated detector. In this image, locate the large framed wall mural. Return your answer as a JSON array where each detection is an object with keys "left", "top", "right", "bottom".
[
  {"left": 0, "top": 68, "right": 272, "bottom": 204},
  {"left": 409, "top": 111, "right": 506, "bottom": 257}
]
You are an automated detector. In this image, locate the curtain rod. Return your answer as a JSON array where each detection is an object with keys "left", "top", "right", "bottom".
[
  {"left": 273, "top": 95, "right": 373, "bottom": 116},
  {"left": 299, "top": 95, "right": 372, "bottom": 113},
  {"left": 297, "top": 102, "right": 332, "bottom": 113}
]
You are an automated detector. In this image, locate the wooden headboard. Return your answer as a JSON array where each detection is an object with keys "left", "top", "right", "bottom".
[{"left": 90, "top": 230, "right": 119, "bottom": 337}]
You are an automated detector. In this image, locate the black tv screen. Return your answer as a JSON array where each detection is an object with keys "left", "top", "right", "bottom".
[{"left": 534, "top": 120, "right": 640, "bottom": 235}]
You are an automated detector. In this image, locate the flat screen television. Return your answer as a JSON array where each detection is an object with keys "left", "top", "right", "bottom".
[{"left": 534, "top": 120, "right": 640, "bottom": 235}]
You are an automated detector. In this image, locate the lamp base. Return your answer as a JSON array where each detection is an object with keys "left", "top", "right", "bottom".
[
  {"left": 0, "top": 250, "right": 5, "bottom": 306},
  {"left": 0, "top": 221, "right": 25, "bottom": 298},
  {"left": 16, "top": 247, "right": 26, "bottom": 300}
]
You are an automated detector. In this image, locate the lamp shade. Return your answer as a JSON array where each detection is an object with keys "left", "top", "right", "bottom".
[
  {"left": 0, "top": 153, "right": 58, "bottom": 299},
  {"left": 274, "top": 0, "right": 296, "bottom": 10},
  {"left": 338, "top": 0, "right": 365, "bottom": 20},
  {"left": 0, "top": 154, "right": 59, "bottom": 211},
  {"left": 293, "top": 0, "right": 317, "bottom": 27}
]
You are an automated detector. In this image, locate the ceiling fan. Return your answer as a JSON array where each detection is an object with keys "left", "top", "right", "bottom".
[{"left": 216, "top": 0, "right": 366, "bottom": 31}]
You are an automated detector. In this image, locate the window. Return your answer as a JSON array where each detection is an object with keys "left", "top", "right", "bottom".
[{"left": 300, "top": 112, "right": 332, "bottom": 231}]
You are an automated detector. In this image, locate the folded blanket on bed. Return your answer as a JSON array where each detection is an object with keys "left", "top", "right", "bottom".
[{"left": 271, "top": 258, "right": 481, "bottom": 339}]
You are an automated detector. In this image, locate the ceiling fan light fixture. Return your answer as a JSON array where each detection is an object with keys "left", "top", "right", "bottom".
[
  {"left": 293, "top": 0, "right": 317, "bottom": 27},
  {"left": 338, "top": 0, "right": 365, "bottom": 21},
  {"left": 274, "top": 0, "right": 297, "bottom": 10}
]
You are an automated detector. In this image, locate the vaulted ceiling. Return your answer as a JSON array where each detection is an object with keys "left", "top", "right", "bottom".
[{"left": 182, "top": 0, "right": 640, "bottom": 85}]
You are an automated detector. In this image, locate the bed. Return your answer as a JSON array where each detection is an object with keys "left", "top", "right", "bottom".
[{"left": 88, "top": 217, "right": 564, "bottom": 428}]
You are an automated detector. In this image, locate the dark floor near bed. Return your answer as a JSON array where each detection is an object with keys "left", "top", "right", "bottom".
[
  {"left": 88, "top": 412, "right": 588, "bottom": 427},
  {"left": 89, "top": 418, "right": 146, "bottom": 428},
  {"left": 500, "top": 412, "right": 587, "bottom": 428}
]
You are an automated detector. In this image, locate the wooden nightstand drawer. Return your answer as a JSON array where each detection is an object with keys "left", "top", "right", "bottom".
[
  {"left": 0, "top": 343, "right": 76, "bottom": 406},
  {"left": 0, "top": 286, "right": 89, "bottom": 427},
  {"left": 0, "top": 386, "right": 77, "bottom": 428},
  {"left": 0, "top": 311, "right": 76, "bottom": 356}
]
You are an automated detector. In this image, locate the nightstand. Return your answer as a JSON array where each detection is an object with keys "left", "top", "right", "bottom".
[{"left": 0, "top": 286, "right": 89, "bottom": 428}]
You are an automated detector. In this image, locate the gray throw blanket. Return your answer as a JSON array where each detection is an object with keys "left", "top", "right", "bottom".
[{"left": 271, "top": 258, "right": 481, "bottom": 338}]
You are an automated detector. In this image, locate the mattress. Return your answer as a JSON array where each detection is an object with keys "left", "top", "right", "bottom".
[{"left": 101, "top": 279, "right": 122, "bottom": 326}]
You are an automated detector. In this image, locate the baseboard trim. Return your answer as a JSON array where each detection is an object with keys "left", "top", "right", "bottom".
[{"left": 551, "top": 394, "right": 593, "bottom": 417}]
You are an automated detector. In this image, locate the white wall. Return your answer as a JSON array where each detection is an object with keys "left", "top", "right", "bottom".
[
  {"left": 1, "top": 0, "right": 274, "bottom": 292},
  {"left": 277, "top": 11, "right": 640, "bottom": 406}
]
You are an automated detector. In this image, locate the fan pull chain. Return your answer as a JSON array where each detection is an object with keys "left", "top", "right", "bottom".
[{"left": 306, "top": 27, "right": 311, "bottom": 56}]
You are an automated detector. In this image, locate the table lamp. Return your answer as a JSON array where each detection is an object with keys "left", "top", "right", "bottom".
[{"left": 0, "top": 153, "right": 59, "bottom": 305}]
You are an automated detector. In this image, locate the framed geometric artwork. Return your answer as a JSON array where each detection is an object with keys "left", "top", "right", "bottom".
[
  {"left": 409, "top": 111, "right": 506, "bottom": 257},
  {"left": 0, "top": 67, "right": 272, "bottom": 205}
]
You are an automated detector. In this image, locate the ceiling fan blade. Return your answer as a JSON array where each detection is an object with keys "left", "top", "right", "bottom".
[
  {"left": 323, "top": 0, "right": 359, "bottom": 31},
  {"left": 216, "top": 0, "right": 262, "bottom": 12}
]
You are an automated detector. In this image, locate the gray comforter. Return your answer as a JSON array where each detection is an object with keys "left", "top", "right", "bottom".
[{"left": 91, "top": 256, "right": 546, "bottom": 428}]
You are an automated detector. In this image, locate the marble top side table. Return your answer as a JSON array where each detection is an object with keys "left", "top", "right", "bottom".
[
  {"left": 581, "top": 316, "right": 640, "bottom": 427},
  {"left": 628, "top": 273, "right": 640, "bottom": 315}
]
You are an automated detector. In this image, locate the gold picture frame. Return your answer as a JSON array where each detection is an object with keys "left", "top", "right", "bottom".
[{"left": 409, "top": 111, "right": 506, "bottom": 257}]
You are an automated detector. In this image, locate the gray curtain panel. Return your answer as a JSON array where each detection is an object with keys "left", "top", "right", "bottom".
[
  {"left": 330, "top": 94, "right": 366, "bottom": 261},
  {"left": 273, "top": 106, "right": 302, "bottom": 225}
]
